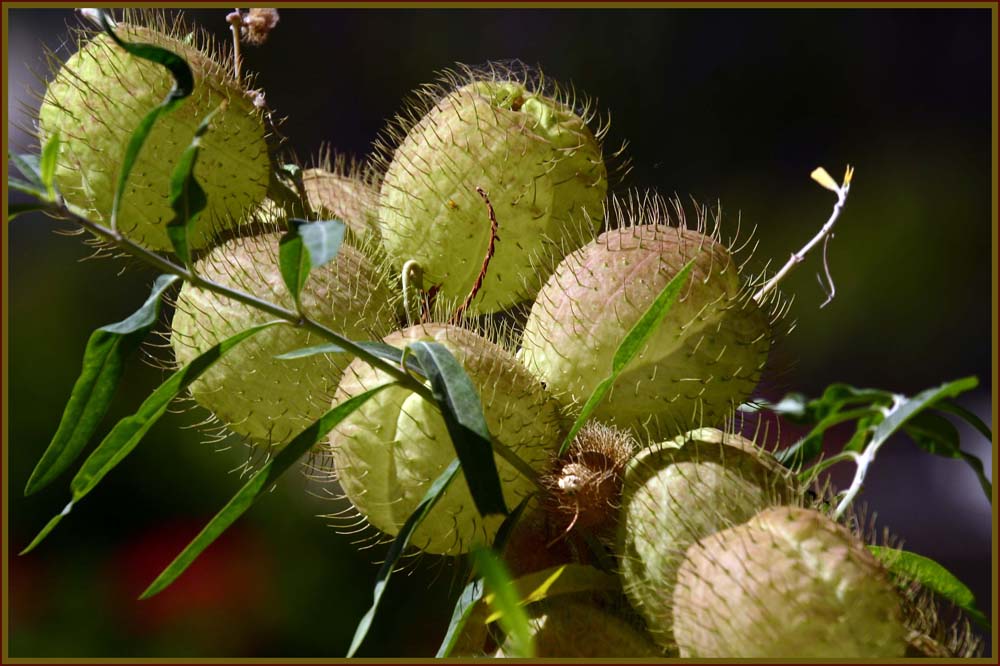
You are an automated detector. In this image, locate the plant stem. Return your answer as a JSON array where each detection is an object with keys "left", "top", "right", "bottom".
[
  {"left": 226, "top": 9, "right": 243, "bottom": 81},
  {"left": 753, "top": 170, "right": 852, "bottom": 304},
  {"left": 52, "top": 199, "right": 430, "bottom": 399}
]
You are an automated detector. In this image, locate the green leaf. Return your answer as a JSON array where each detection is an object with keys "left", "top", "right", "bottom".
[
  {"left": 97, "top": 9, "right": 195, "bottom": 234},
  {"left": 775, "top": 406, "right": 879, "bottom": 467},
  {"left": 559, "top": 258, "right": 696, "bottom": 456},
  {"left": 7, "top": 201, "right": 49, "bottom": 220},
  {"left": 166, "top": 105, "right": 223, "bottom": 265},
  {"left": 24, "top": 275, "right": 179, "bottom": 496},
  {"left": 435, "top": 495, "right": 532, "bottom": 658},
  {"left": 484, "top": 564, "right": 620, "bottom": 623},
  {"left": 297, "top": 219, "right": 346, "bottom": 269},
  {"left": 140, "top": 383, "right": 394, "bottom": 599},
  {"left": 935, "top": 400, "right": 993, "bottom": 442},
  {"left": 278, "top": 220, "right": 346, "bottom": 306},
  {"left": 409, "top": 341, "right": 507, "bottom": 517},
  {"left": 347, "top": 459, "right": 461, "bottom": 658},
  {"left": 436, "top": 579, "right": 486, "bottom": 658},
  {"left": 471, "top": 545, "right": 535, "bottom": 658},
  {"left": 20, "top": 321, "right": 281, "bottom": 554},
  {"left": 904, "top": 411, "right": 992, "bottom": 501},
  {"left": 9, "top": 151, "right": 43, "bottom": 187},
  {"left": 71, "top": 321, "right": 282, "bottom": 500},
  {"left": 7, "top": 177, "right": 48, "bottom": 200},
  {"left": 39, "top": 131, "right": 60, "bottom": 198},
  {"left": 869, "top": 546, "right": 990, "bottom": 629},
  {"left": 870, "top": 377, "right": 978, "bottom": 445}
]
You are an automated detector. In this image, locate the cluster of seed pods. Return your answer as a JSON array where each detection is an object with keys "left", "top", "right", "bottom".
[{"left": 37, "top": 15, "right": 975, "bottom": 659}]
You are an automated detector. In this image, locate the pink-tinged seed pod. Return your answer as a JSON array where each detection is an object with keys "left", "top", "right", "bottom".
[
  {"left": 673, "top": 506, "right": 908, "bottom": 658},
  {"left": 519, "top": 195, "right": 774, "bottom": 440},
  {"left": 616, "top": 427, "right": 794, "bottom": 650}
]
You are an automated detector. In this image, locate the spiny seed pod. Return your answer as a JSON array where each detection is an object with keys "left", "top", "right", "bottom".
[
  {"left": 38, "top": 20, "right": 271, "bottom": 251},
  {"left": 169, "top": 230, "right": 396, "bottom": 446},
  {"left": 672, "top": 506, "right": 908, "bottom": 658},
  {"left": 539, "top": 421, "right": 635, "bottom": 539},
  {"left": 326, "top": 323, "right": 565, "bottom": 555},
  {"left": 519, "top": 194, "right": 774, "bottom": 440},
  {"left": 375, "top": 63, "right": 608, "bottom": 314},
  {"left": 302, "top": 152, "right": 380, "bottom": 242},
  {"left": 493, "top": 599, "right": 662, "bottom": 658},
  {"left": 616, "top": 427, "right": 794, "bottom": 650}
]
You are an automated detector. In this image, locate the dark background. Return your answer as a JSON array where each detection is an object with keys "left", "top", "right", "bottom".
[{"left": 5, "top": 6, "right": 994, "bottom": 658}]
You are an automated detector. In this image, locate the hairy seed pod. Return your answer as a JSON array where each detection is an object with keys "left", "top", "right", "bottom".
[
  {"left": 376, "top": 66, "right": 608, "bottom": 314},
  {"left": 616, "top": 427, "right": 794, "bottom": 650},
  {"left": 170, "top": 230, "right": 395, "bottom": 446},
  {"left": 302, "top": 160, "right": 380, "bottom": 242},
  {"left": 673, "top": 506, "right": 908, "bottom": 658},
  {"left": 493, "top": 599, "right": 662, "bottom": 658},
  {"left": 519, "top": 197, "right": 772, "bottom": 439},
  {"left": 327, "top": 323, "right": 565, "bottom": 555},
  {"left": 38, "top": 23, "right": 271, "bottom": 251}
]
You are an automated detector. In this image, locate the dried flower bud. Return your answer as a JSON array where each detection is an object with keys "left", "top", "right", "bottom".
[{"left": 242, "top": 8, "right": 279, "bottom": 46}]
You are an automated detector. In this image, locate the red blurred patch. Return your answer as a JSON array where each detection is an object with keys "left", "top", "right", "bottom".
[{"left": 108, "top": 520, "right": 277, "bottom": 636}]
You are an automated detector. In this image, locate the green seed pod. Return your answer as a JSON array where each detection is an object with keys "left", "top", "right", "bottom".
[
  {"left": 375, "top": 64, "right": 608, "bottom": 314},
  {"left": 494, "top": 599, "right": 662, "bottom": 658},
  {"left": 616, "top": 427, "right": 794, "bottom": 650},
  {"left": 519, "top": 195, "right": 773, "bottom": 440},
  {"left": 326, "top": 323, "right": 565, "bottom": 555},
  {"left": 672, "top": 506, "right": 908, "bottom": 658},
  {"left": 38, "top": 22, "right": 271, "bottom": 251},
  {"left": 170, "top": 230, "right": 396, "bottom": 446}
]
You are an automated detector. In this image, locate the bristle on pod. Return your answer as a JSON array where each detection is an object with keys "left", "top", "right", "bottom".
[
  {"left": 324, "top": 323, "right": 565, "bottom": 556},
  {"left": 616, "top": 426, "right": 796, "bottom": 650},
  {"left": 374, "top": 62, "right": 609, "bottom": 314},
  {"left": 519, "top": 193, "right": 774, "bottom": 440},
  {"left": 169, "top": 228, "right": 396, "bottom": 447},
  {"left": 672, "top": 506, "right": 908, "bottom": 658},
  {"left": 38, "top": 17, "right": 272, "bottom": 251}
]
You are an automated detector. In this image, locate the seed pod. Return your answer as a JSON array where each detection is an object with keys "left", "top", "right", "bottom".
[
  {"left": 38, "top": 21, "right": 271, "bottom": 251},
  {"left": 616, "top": 427, "right": 794, "bottom": 650},
  {"left": 169, "top": 230, "right": 395, "bottom": 446},
  {"left": 301, "top": 152, "right": 380, "bottom": 242},
  {"left": 519, "top": 195, "right": 773, "bottom": 440},
  {"left": 375, "top": 64, "right": 608, "bottom": 314},
  {"left": 493, "top": 599, "right": 662, "bottom": 658},
  {"left": 672, "top": 506, "right": 908, "bottom": 658},
  {"left": 326, "top": 323, "right": 565, "bottom": 555}
]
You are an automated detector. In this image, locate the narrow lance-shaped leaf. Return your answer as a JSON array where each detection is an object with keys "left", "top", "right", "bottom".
[
  {"left": 97, "top": 9, "right": 195, "bottom": 233},
  {"left": 869, "top": 546, "right": 989, "bottom": 629},
  {"left": 20, "top": 321, "right": 282, "bottom": 555},
  {"left": 274, "top": 340, "right": 425, "bottom": 377},
  {"left": 560, "top": 258, "right": 696, "bottom": 455},
  {"left": 347, "top": 459, "right": 461, "bottom": 658},
  {"left": 471, "top": 545, "right": 535, "bottom": 658},
  {"left": 409, "top": 340, "right": 507, "bottom": 517},
  {"left": 9, "top": 151, "right": 44, "bottom": 188},
  {"left": 7, "top": 201, "right": 51, "bottom": 221},
  {"left": 141, "top": 383, "right": 395, "bottom": 599},
  {"left": 278, "top": 219, "right": 347, "bottom": 306},
  {"left": 436, "top": 495, "right": 533, "bottom": 658},
  {"left": 166, "top": 104, "right": 225, "bottom": 265},
  {"left": 483, "top": 564, "right": 620, "bottom": 624},
  {"left": 25, "top": 275, "right": 179, "bottom": 496},
  {"left": 39, "top": 131, "right": 60, "bottom": 198}
]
